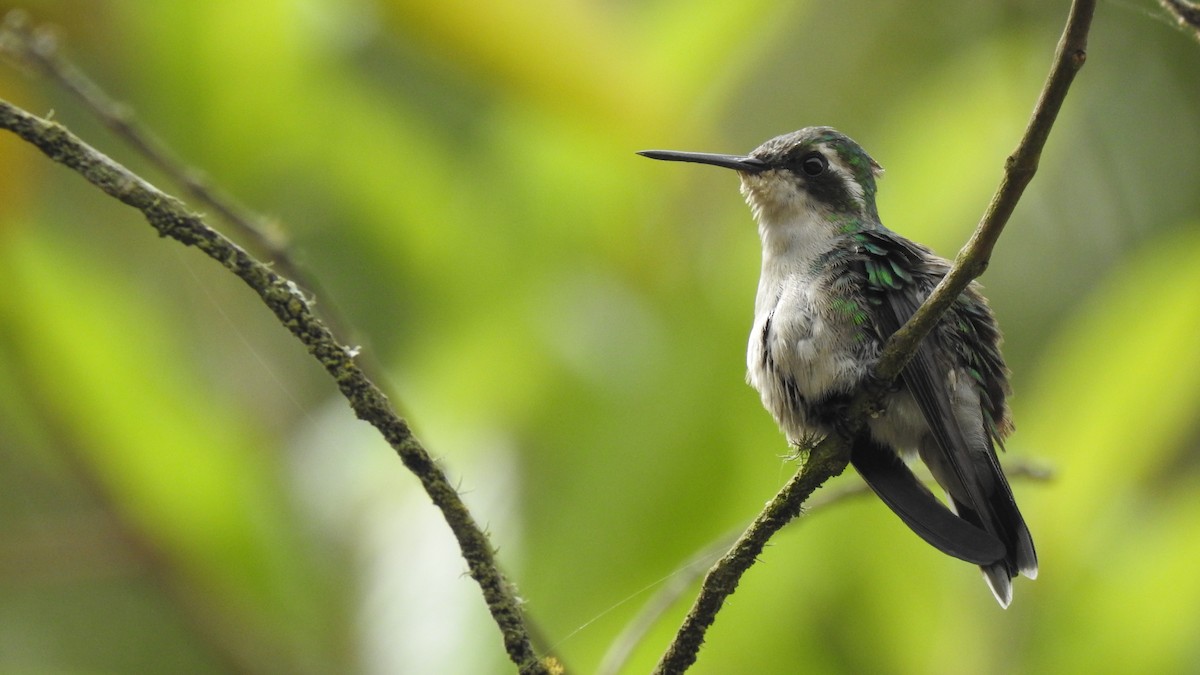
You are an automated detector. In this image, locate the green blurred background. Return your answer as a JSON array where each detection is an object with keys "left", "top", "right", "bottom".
[{"left": 2, "top": 0, "right": 1199, "bottom": 673}]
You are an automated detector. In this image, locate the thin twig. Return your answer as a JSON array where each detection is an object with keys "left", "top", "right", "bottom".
[
  {"left": 1160, "top": 0, "right": 1200, "bottom": 40},
  {"left": 653, "top": 1, "right": 1094, "bottom": 672},
  {"left": 599, "top": 461, "right": 1052, "bottom": 675},
  {"left": 0, "top": 9, "right": 383, "bottom": 385},
  {"left": 597, "top": 481, "right": 869, "bottom": 675},
  {"left": 876, "top": 0, "right": 1094, "bottom": 380},
  {"left": 0, "top": 11, "right": 282, "bottom": 253},
  {"left": 651, "top": 437, "right": 851, "bottom": 674},
  {"left": 0, "top": 99, "right": 550, "bottom": 675}
]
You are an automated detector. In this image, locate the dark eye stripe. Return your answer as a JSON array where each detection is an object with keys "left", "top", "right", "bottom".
[{"left": 798, "top": 156, "right": 861, "bottom": 212}]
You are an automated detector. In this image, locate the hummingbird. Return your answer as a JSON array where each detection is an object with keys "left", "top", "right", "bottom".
[{"left": 639, "top": 127, "right": 1037, "bottom": 607}]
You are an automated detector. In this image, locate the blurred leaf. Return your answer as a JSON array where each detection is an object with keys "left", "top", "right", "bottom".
[
  {"left": 3, "top": 1, "right": 1200, "bottom": 673},
  {"left": 0, "top": 228, "right": 338, "bottom": 671},
  {"left": 1016, "top": 222, "right": 1200, "bottom": 671}
]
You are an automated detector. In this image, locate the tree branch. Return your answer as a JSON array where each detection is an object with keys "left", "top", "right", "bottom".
[
  {"left": 876, "top": 0, "right": 1093, "bottom": 380},
  {"left": 599, "top": 462, "right": 1051, "bottom": 675},
  {"left": 2, "top": 10, "right": 282, "bottom": 275},
  {"left": 0, "top": 9, "right": 385, "bottom": 385},
  {"left": 653, "top": 1, "right": 1094, "bottom": 672},
  {"left": 652, "top": 437, "right": 850, "bottom": 673},
  {"left": 0, "top": 99, "right": 550, "bottom": 675}
]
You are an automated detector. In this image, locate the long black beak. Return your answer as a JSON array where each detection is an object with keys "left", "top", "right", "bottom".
[{"left": 637, "top": 149, "right": 768, "bottom": 174}]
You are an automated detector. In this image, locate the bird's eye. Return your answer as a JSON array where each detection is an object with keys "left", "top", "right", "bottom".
[{"left": 800, "top": 152, "right": 827, "bottom": 177}]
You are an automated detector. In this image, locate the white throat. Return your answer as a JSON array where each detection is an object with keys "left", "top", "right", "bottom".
[{"left": 746, "top": 198, "right": 843, "bottom": 315}]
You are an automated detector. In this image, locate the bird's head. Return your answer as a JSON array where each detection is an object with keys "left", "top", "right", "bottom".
[{"left": 639, "top": 126, "right": 884, "bottom": 228}]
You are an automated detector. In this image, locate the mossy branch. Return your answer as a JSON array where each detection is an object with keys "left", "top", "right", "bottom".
[
  {"left": 0, "top": 8, "right": 385, "bottom": 384},
  {"left": 0, "top": 98, "right": 550, "bottom": 675},
  {"left": 652, "top": 1, "right": 1095, "bottom": 672},
  {"left": 600, "top": 461, "right": 1052, "bottom": 675}
]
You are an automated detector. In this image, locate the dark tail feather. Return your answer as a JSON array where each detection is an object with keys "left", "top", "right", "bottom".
[
  {"left": 850, "top": 436, "right": 1006, "bottom": 566},
  {"left": 950, "top": 455, "right": 1038, "bottom": 608}
]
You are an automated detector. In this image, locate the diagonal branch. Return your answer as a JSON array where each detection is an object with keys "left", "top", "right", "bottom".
[
  {"left": 0, "top": 9, "right": 383, "bottom": 385},
  {"left": 0, "top": 99, "right": 550, "bottom": 675},
  {"left": 0, "top": 10, "right": 284, "bottom": 256},
  {"left": 600, "top": 461, "right": 1052, "bottom": 675},
  {"left": 652, "top": 1, "right": 1095, "bottom": 672},
  {"left": 876, "top": 0, "right": 1094, "bottom": 380}
]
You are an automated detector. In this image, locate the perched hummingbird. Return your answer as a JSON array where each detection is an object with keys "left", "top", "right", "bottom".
[{"left": 639, "top": 127, "right": 1037, "bottom": 607}]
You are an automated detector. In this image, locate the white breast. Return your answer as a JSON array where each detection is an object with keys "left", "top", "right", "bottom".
[
  {"left": 746, "top": 269, "right": 871, "bottom": 443},
  {"left": 742, "top": 189, "right": 871, "bottom": 443}
]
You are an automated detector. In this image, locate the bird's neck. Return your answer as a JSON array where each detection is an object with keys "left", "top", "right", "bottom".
[
  {"left": 753, "top": 210, "right": 867, "bottom": 313},
  {"left": 756, "top": 208, "right": 849, "bottom": 273}
]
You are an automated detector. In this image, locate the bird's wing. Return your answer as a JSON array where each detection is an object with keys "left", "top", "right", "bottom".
[
  {"left": 872, "top": 279, "right": 999, "bottom": 521},
  {"left": 851, "top": 229, "right": 1008, "bottom": 559}
]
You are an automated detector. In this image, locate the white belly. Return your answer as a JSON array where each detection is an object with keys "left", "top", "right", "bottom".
[{"left": 746, "top": 277, "right": 872, "bottom": 443}]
